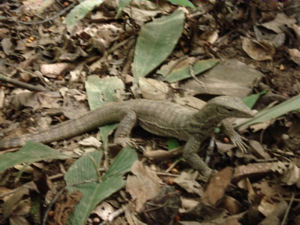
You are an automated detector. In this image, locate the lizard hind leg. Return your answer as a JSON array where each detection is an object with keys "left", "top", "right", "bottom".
[{"left": 113, "top": 110, "right": 137, "bottom": 147}]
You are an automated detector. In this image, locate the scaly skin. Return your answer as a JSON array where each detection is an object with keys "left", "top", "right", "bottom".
[{"left": 0, "top": 96, "right": 253, "bottom": 177}]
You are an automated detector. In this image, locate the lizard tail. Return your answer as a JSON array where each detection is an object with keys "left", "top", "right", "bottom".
[
  {"left": 0, "top": 117, "right": 98, "bottom": 150},
  {"left": 0, "top": 136, "right": 27, "bottom": 149},
  {"left": 0, "top": 105, "right": 123, "bottom": 150}
]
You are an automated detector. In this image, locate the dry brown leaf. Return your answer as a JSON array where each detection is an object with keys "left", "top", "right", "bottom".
[
  {"left": 122, "top": 0, "right": 165, "bottom": 26},
  {"left": 202, "top": 167, "right": 233, "bottom": 206},
  {"left": 288, "top": 48, "right": 300, "bottom": 66},
  {"left": 52, "top": 191, "right": 82, "bottom": 225},
  {"left": 0, "top": 88, "right": 4, "bottom": 108},
  {"left": 11, "top": 91, "right": 61, "bottom": 110},
  {"left": 174, "top": 171, "right": 203, "bottom": 196},
  {"left": 253, "top": 180, "right": 288, "bottom": 199},
  {"left": 1, "top": 37, "right": 13, "bottom": 55},
  {"left": 261, "top": 13, "right": 296, "bottom": 33},
  {"left": 181, "top": 59, "right": 262, "bottom": 97},
  {"left": 40, "top": 63, "right": 70, "bottom": 78},
  {"left": 242, "top": 38, "right": 275, "bottom": 61},
  {"left": 0, "top": 28, "right": 9, "bottom": 38},
  {"left": 139, "top": 185, "right": 180, "bottom": 225},
  {"left": 249, "top": 121, "right": 272, "bottom": 132},
  {"left": 78, "top": 137, "right": 101, "bottom": 148},
  {"left": 23, "top": 0, "right": 55, "bottom": 15},
  {"left": 9, "top": 216, "right": 31, "bottom": 225},
  {"left": 139, "top": 78, "right": 169, "bottom": 100},
  {"left": 219, "top": 195, "right": 242, "bottom": 215},
  {"left": 258, "top": 197, "right": 282, "bottom": 217},
  {"left": 248, "top": 140, "right": 271, "bottom": 159},
  {"left": 126, "top": 161, "right": 161, "bottom": 212},
  {"left": 281, "top": 163, "right": 300, "bottom": 187},
  {"left": 2, "top": 187, "right": 29, "bottom": 219},
  {"left": 180, "top": 197, "right": 199, "bottom": 212},
  {"left": 233, "top": 162, "right": 274, "bottom": 182},
  {"left": 92, "top": 202, "right": 115, "bottom": 221}
]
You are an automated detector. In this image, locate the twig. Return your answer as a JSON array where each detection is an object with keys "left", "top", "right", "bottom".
[
  {"left": 281, "top": 192, "right": 295, "bottom": 225},
  {"left": 189, "top": 64, "right": 205, "bottom": 88},
  {"left": 165, "top": 159, "right": 181, "bottom": 173},
  {"left": 42, "top": 188, "right": 65, "bottom": 225},
  {"left": 0, "top": 73, "right": 47, "bottom": 92},
  {"left": 99, "top": 204, "right": 127, "bottom": 225},
  {"left": 15, "top": 2, "right": 76, "bottom": 25}
]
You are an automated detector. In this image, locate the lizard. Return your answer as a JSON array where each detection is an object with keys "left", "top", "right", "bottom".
[{"left": 0, "top": 96, "right": 253, "bottom": 177}]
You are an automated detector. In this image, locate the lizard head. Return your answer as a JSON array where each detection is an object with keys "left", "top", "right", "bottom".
[{"left": 208, "top": 96, "right": 254, "bottom": 118}]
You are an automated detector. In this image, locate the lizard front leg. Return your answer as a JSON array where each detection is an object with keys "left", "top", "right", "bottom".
[
  {"left": 221, "top": 120, "right": 248, "bottom": 153},
  {"left": 114, "top": 110, "right": 137, "bottom": 147},
  {"left": 183, "top": 136, "right": 213, "bottom": 178}
]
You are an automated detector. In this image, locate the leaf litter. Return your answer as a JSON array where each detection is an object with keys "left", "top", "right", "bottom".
[{"left": 0, "top": 0, "right": 299, "bottom": 224}]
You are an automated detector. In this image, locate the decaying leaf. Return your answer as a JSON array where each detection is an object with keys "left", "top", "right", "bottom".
[
  {"left": 181, "top": 59, "right": 262, "bottom": 97},
  {"left": 242, "top": 37, "right": 275, "bottom": 61},
  {"left": 40, "top": 63, "right": 70, "bottom": 78},
  {"left": 174, "top": 171, "right": 203, "bottom": 196},
  {"left": 261, "top": 13, "right": 296, "bottom": 33},
  {"left": 288, "top": 48, "right": 300, "bottom": 66},
  {"left": 126, "top": 161, "right": 161, "bottom": 212},
  {"left": 202, "top": 167, "right": 233, "bottom": 206},
  {"left": 139, "top": 77, "right": 169, "bottom": 100}
]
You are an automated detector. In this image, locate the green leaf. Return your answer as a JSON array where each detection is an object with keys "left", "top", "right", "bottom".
[
  {"left": 133, "top": 10, "right": 185, "bottom": 79},
  {"left": 116, "top": 0, "right": 131, "bottom": 18},
  {"left": 65, "top": 0, "right": 104, "bottom": 30},
  {"left": 242, "top": 90, "right": 267, "bottom": 109},
  {"left": 85, "top": 75, "right": 124, "bottom": 110},
  {"left": 164, "top": 59, "right": 219, "bottom": 83},
  {"left": 168, "top": 0, "right": 195, "bottom": 8},
  {"left": 167, "top": 138, "right": 180, "bottom": 150},
  {"left": 85, "top": 76, "right": 125, "bottom": 148},
  {"left": 66, "top": 148, "right": 137, "bottom": 225},
  {"left": 0, "top": 141, "right": 69, "bottom": 172},
  {"left": 238, "top": 94, "right": 300, "bottom": 130},
  {"left": 103, "top": 146, "right": 138, "bottom": 180},
  {"left": 65, "top": 151, "right": 103, "bottom": 190},
  {"left": 99, "top": 124, "right": 118, "bottom": 150}
]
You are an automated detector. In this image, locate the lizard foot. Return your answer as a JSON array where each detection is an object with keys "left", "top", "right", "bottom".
[
  {"left": 229, "top": 133, "right": 249, "bottom": 154},
  {"left": 114, "top": 137, "right": 137, "bottom": 148}
]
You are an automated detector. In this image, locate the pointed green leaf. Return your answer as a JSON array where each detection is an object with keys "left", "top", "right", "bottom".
[
  {"left": 164, "top": 59, "right": 219, "bottom": 82},
  {"left": 168, "top": 0, "right": 195, "bottom": 8},
  {"left": 238, "top": 94, "right": 300, "bottom": 130},
  {"left": 66, "top": 148, "right": 137, "bottom": 225},
  {"left": 65, "top": 0, "right": 104, "bottom": 30},
  {"left": 85, "top": 75, "right": 124, "bottom": 110},
  {"left": 0, "top": 141, "right": 69, "bottom": 172},
  {"left": 133, "top": 10, "right": 185, "bottom": 79},
  {"left": 242, "top": 90, "right": 267, "bottom": 109},
  {"left": 85, "top": 76, "right": 125, "bottom": 148}
]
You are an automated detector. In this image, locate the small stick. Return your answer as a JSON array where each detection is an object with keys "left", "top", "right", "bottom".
[
  {"left": 281, "top": 192, "right": 295, "bottom": 225},
  {"left": 0, "top": 73, "right": 47, "bottom": 92},
  {"left": 189, "top": 64, "right": 205, "bottom": 88}
]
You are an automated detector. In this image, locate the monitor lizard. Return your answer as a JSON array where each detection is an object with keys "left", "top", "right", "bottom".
[{"left": 0, "top": 96, "right": 253, "bottom": 177}]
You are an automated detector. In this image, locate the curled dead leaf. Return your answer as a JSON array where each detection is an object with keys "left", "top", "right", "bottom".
[
  {"left": 139, "top": 78, "right": 169, "bottom": 100},
  {"left": 288, "top": 48, "right": 300, "bottom": 66},
  {"left": 242, "top": 37, "right": 275, "bottom": 61}
]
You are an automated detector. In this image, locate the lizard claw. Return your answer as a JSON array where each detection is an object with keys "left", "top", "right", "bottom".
[
  {"left": 229, "top": 133, "right": 248, "bottom": 154},
  {"left": 114, "top": 137, "right": 137, "bottom": 148}
]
